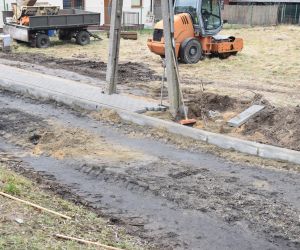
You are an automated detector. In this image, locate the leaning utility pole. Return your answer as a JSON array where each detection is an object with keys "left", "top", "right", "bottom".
[
  {"left": 106, "top": 0, "right": 123, "bottom": 94},
  {"left": 161, "top": 0, "right": 182, "bottom": 117}
]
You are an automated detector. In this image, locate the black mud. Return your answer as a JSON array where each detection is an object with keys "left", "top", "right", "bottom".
[{"left": 0, "top": 52, "right": 161, "bottom": 83}]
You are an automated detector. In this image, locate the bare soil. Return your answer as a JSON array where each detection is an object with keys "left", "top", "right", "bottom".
[
  {"left": 7, "top": 25, "right": 300, "bottom": 106},
  {"left": 0, "top": 108, "right": 147, "bottom": 162},
  {"left": 0, "top": 92, "right": 299, "bottom": 249},
  {"left": 0, "top": 52, "right": 161, "bottom": 83},
  {"left": 242, "top": 105, "right": 300, "bottom": 150},
  {"left": 186, "top": 91, "right": 300, "bottom": 151},
  {"left": 0, "top": 25, "right": 299, "bottom": 151}
]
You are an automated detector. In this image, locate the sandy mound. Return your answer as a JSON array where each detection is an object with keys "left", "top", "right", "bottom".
[{"left": 31, "top": 122, "right": 144, "bottom": 161}]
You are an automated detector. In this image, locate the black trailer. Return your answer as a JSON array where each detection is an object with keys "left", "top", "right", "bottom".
[{"left": 2, "top": 9, "right": 101, "bottom": 48}]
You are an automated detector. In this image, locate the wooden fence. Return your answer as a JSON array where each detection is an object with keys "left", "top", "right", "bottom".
[
  {"left": 278, "top": 4, "right": 300, "bottom": 24},
  {"left": 222, "top": 5, "right": 279, "bottom": 26}
]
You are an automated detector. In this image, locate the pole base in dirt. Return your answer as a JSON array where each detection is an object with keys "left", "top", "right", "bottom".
[{"left": 179, "top": 118, "right": 197, "bottom": 127}]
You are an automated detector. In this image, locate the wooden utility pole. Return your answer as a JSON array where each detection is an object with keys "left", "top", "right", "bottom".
[
  {"left": 106, "top": 0, "right": 123, "bottom": 94},
  {"left": 161, "top": 0, "right": 182, "bottom": 117}
]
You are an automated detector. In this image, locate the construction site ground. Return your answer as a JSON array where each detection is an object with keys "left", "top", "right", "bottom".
[
  {"left": 0, "top": 25, "right": 299, "bottom": 249},
  {"left": 0, "top": 25, "right": 299, "bottom": 151},
  {"left": 0, "top": 90, "right": 299, "bottom": 249}
]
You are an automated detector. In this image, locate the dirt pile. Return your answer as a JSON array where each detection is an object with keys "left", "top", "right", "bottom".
[
  {"left": 186, "top": 92, "right": 244, "bottom": 118},
  {"left": 243, "top": 106, "right": 300, "bottom": 150},
  {"left": 183, "top": 91, "right": 300, "bottom": 151},
  {"left": 90, "top": 108, "right": 122, "bottom": 123}
]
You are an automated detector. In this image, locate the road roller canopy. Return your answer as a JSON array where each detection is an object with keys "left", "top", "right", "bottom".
[{"left": 174, "top": 0, "right": 223, "bottom": 36}]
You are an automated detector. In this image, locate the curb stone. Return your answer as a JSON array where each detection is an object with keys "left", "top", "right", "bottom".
[{"left": 1, "top": 78, "right": 300, "bottom": 165}]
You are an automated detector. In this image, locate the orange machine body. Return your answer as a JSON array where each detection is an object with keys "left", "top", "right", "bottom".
[
  {"left": 147, "top": 13, "right": 243, "bottom": 59},
  {"left": 20, "top": 16, "right": 30, "bottom": 26}
]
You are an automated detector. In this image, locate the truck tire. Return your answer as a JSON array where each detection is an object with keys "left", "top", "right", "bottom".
[
  {"left": 76, "top": 31, "right": 90, "bottom": 46},
  {"left": 36, "top": 34, "right": 50, "bottom": 48},
  {"left": 180, "top": 38, "right": 203, "bottom": 64}
]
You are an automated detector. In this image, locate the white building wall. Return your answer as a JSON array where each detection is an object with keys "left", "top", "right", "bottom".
[
  {"left": 84, "top": 0, "right": 104, "bottom": 25},
  {"left": 84, "top": 0, "right": 153, "bottom": 26},
  {"left": 41, "top": 0, "right": 63, "bottom": 8},
  {"left": 122, "top": 0, "right": 153, "bottom": 26},
  {"left": 1, "top": 0, "right": 16, "bottom": 28}
]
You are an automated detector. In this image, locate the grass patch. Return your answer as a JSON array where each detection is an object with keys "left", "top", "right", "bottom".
[
  {"left": 138, "top": 29, "right": 154, "bottom": 35},
  {"left": 0, "top": 164, "right": 147, "bottom": 249},
  {"left": 3, "top": 182, "right": 20, "bottom": 195}
]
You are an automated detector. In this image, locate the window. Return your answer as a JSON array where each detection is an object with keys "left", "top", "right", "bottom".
[
  {"left": 201, "top": 0, "right": 221, "bottom": 30},
  {"left": 132, "top": 0, "right": 142, "bottom": 8},
  {"left": 175, "top": 0, "right": 198, "bottom": 9},
  {"left": 174, "top": 0, "right": 199, "bottom": 24},
  {"left": 63, "top": 0, "right": 85, "bottom": 9}
]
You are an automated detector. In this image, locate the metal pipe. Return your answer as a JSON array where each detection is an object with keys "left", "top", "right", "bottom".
[{"left": 295, "top": 4, "right": 298, "bottom": 24}]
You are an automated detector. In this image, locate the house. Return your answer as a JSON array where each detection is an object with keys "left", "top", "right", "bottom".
[
  {"left": 1, "top": 0, "right": 162, "bottom": 29},
  {"left": 80, "top": 0, "right": 162, "bottom": 27}
]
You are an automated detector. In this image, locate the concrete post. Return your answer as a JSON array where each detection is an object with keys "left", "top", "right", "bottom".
[
  {"left": 161, "top": 0, "right": 182, "bottom": 117},
  {"left": 106, "top": 0, "right": 123, "bottom": 94}
]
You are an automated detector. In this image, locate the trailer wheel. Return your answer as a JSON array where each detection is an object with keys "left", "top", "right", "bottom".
[
  {"left": 180, "top": 38, "right": 203, "bottom": 64},
  {"left": 76, "top": 31, "right": 90, "bottom": 46},
  {"left": 36, "top": 34, "right": 50, "bottom": 48}
]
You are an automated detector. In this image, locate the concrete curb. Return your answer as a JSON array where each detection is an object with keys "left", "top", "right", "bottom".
[{"left": 1, "top": 78, "right": 300, "bottom": 165}]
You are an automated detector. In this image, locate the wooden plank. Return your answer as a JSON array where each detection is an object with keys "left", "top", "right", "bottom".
[
  {"left": 0, "top": 192, "right": 71, "bottom": 219},
  {"left": 227, "top": 105, "right": 265, "bottom": 127},
  {"left": 106, "top": 31, "right": 138, "bottom": 40},
  {"left": 55, "top": 234, "right": 122, "bottom": 250},
  {"left": 121, "top": 33, "right": 137, "bottom": 40}
]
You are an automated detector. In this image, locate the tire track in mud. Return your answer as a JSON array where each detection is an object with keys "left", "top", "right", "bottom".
[
  {"left": 0, "top": 93, "right": 299, "bottom": 249},
  {"left": 0, "top": 144, "right": 285, "bottom": 250}
]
